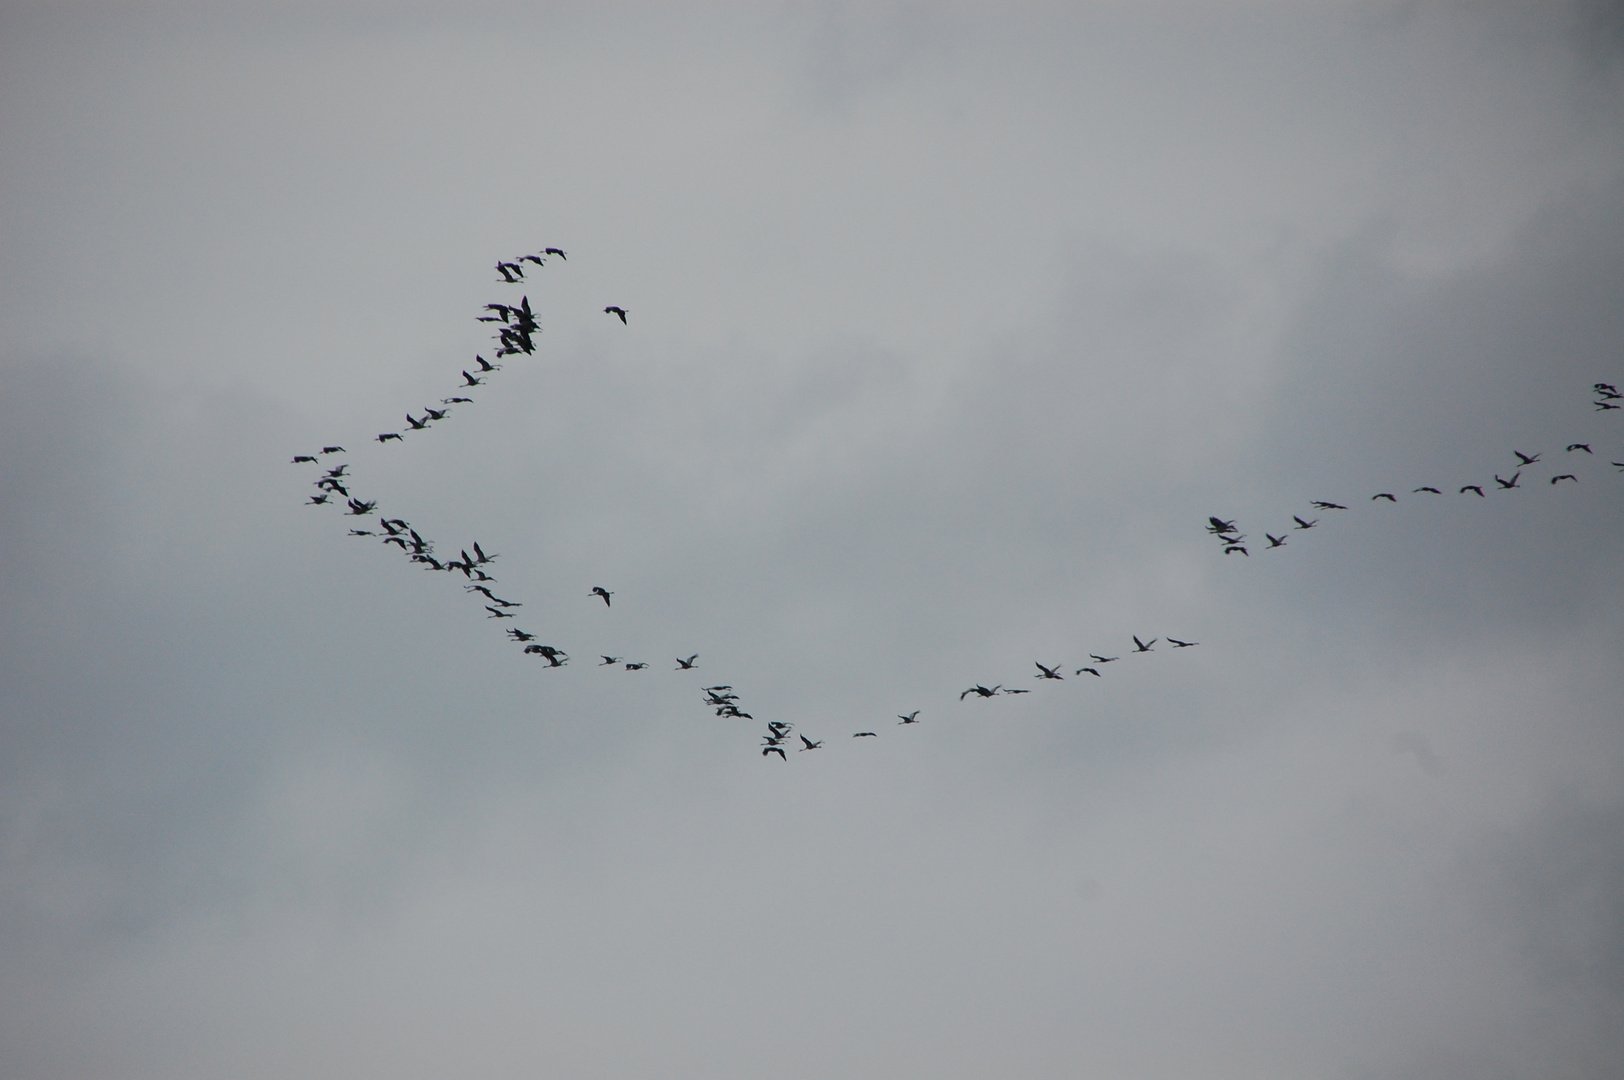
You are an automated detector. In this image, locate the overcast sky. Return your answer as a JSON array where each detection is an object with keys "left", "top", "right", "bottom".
[{"left": 3, "top": 3, "right": 1624, "bottom": 1078}]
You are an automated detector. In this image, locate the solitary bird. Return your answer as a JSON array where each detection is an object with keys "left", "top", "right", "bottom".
[
  {"left": 1613, "top": 462, "right": 1624, "bottom": 471},
  {"left": 1567, "top": 444, "right": 1593, "bottom": 454},
  {"left": 1494, "top": 472, "right": 1521, "bottom": 489},
  {"left": 1293, "top": 516, "right": 1318, "bottom": 529},
  {"left": 1372, "top": 493, "right": 1397, "bottom": 502},
  {"left": 675, "top": 655, "right": 699, "bottom": 670},
  {"left": 604, "top": 306, "right": 627, "bottom": 324},
  {"left": 1168, "top": 638, "right": 1199, "bottom": 648},
  {"left": 1035, "top": 662, "right": 1065, "bottom": 680},
  {"left": 1413, "top": 486, "right": 1441, "bottom": 494},
  {"left": 1460, "top": 484, "right": 1485, "bottom": 496},
  {"left": 799, "top": 735, "right": 823, "bottom": 751},
  {"left": 1132, "top": 636, "right": 1156, "bottom": 652},
  {"left": 591, "top": 586, "right": 613, "bottom": 607},
  {"left": 898, "top": 711, "right": 921, "bottom": 724},
  {"left": 1513, "top": 451, "right": 1541, "bottom": 466},
  {"left": 1551, "top": 474, "right": 1578, "bottom": 484},
  {"left": 960, "top": 684, "right": 1001, "bottom": 700}
]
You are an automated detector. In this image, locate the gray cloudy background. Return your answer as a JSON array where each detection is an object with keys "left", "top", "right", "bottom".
[{"left": 3, "top": 2, "right": 1624, "bottom": 1077}]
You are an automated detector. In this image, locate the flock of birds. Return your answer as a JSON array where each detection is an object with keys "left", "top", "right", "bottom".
[
  {"left": 292, "top": 249, "right": 1620, "bottom": 762},
  {"left": 1205, "top": 382, "right": 1623, "bottom": 557}
]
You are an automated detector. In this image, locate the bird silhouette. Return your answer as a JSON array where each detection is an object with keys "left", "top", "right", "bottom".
[
  {"left": 1494, "top": 472, "right": 1521, "bottom": 489},
  {"left": 1567, "top": 444, "right": 1592, "bottom": 453},
  {"left": 763, "top": 746, "right": 786, "bottom": 760},
  {"left": 675, "top": 654, "right": 699, "bottom": 669},
  {"left": 604, "top": 306, "right": 627, "bottom": 324},
  {"left": 1551, "top": 474, "right": 1578, "bottom": 484},
  {"left": 853, "top": 732, "right": 877, "bottom": 738},
  {"left": 898, "top": 711, "right": 921, "bottom": 724},
  {"left": 1513, "top": 451, "right": 1541, "bottom": 465},
  {"left": 1293, "top": 516, "right": 1318, "bottom": 529},
  {"left": 1311, "top": 501, "right": 1348, "bottom": 510},
  {"left": 1132, "top": 636, "right": 1156, "bottom": 652},
  {"left": 1090, "top": 654, "right": 1119, "bottom": 664},
  {"left": 1413, "top": 486, "right": 1441, "bottom": 494},
  {"left": 321, "top": 446, "right": 345, "bottom": 455},
  {"left": 376, "top": 432, "right": 403, "bottom": 443},
  {"left": 1372, "top": 492, "right": 1397, "bottom": 502},
  {"left": 1460, "top": 484, "right": 1485, "bottom": 496},
  {"left": 1076, "top": 667, "right": 1101, "bottom": 677},
  {"left": 799, "top": 735, "right": 823, "bottom": 751},
  {"left": 591, "top": 586, "right": 613, "bottom": 606},
  {"left": 1035, "top": 662, "right": 1065, "bottom": 680},
  {"left": 1265, "top": 533, "right": 1286, "bottom": 548},
  {"left": 960, "top": 684, "right": 1001, "bottom": 700},
  {"left": 1168, "top": 637, "right": 1199, "bottom": 648},
  {"left": 292, "top": 454, "right": 317, "bottom": 464}
]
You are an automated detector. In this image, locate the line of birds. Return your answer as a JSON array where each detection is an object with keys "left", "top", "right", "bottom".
[{"left": 1206, "top": 383, "right": 1621, "bottom": 556}]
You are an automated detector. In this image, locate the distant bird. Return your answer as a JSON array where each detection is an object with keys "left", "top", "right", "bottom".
[
  {"left": 324, "top": 464, "right": 348, "bottom": 478},
  {"left": 1413, "top": 486, "right": 1441, "bottom": 494},
  {"left": 625, "top": 662, "right": 648, "bottom": 670},
  {"left": 853, "top": 732, "right": 877, "bottom": 738},
  {"left": 460, "top": 370, "right": 485, "bottom": 386},
  {"left": 1311, "top": 501, "right": 1348, "bottom": 510},
  {"left": 763, "top": 746, "right": 786, "bottom": 760},
  {"left": 1460, "top": 484, "right": 1485, "bottom": 496},
  {"left": 705, "top": 685, "right": 734, "bottom": 692},
  {"left": 898, "top": 711, "right": 921, "bottom": 724},
  {"left": 486, "top": 606, "right": 516, "bottom": 619},
  {"left": 376, "top": 432, "right": 403, "bottom": 443},
  {"left": 307, "top": 493, "right": 330, "bottom": 505},
  {"left": 799, "top": 735, "right": 823, "bottom": 751},
  {"left": 1513, "top": 451, "right": 1541, "bottom": 466},
  {"left": 405, "top": 414, "right": 428, "bottom": 430},
  {"left": 1265, "top": 533, "right": 1286, "bottom": 548},
  {"left": 292, "top": 454, "right": 317, "bottom": 464},
  {"left": 320, "top": 446, "right": 345, "bottom": 455},
  {"left": 1035, "top": 662, "right": 1065, "bottom": 680},
  {"left": 591, "top": 586, "right": 613, "bottom": 606},
  {"left": 422, "top": 408, "right": 448, "bottom": 421},
  {"left": 1224, "top": 545, "right": 1249, "bottom": 556},
  {"left": 1614, "top": 462, "right": 1624, "bottom": 471},
  {"left": 1596, "top": 401, "right": 1621, "bottom": 410},
  {"left": 1598, "top": 382, "right": 1622, "bottom": 396},
  {"left": 346, "top": 498, "right": 376, "bottom": 515},
  {"left": 1494, "top": 472, "right": 1521, "bottom": 489},
  {"left": 1372, "top": 492, "right": 1397, "bottom": 502},
  {"left": 1168, "top": 638, "right": 1199, "bottom": 648},
  {"left": 442, "top": 397, "right": 474, "bottom": 405},
  {"left": 1567, "top": 444, "right": 1593, "bottom": 454},
  {"left": 474, "top": 355, "right": 500, "bottom": 372},
  {"left": 496, "top": 261, "right": 523, "bottom": 282},
  {"left": 1004, "top": 688, "right": 1031, "bottom": 694},
  {"left": 347, "top": 529, "right": 374, "bottom": 537},
  {"left": 507, "top": 628, "right": 537, "bottom": 642},
  {"left": 1090, "top": 654, "right": 1119, "bottom": 664},
  {"left": 1293, "top": 516, "right": 1318, "bottom": 529},
  {"left": 1132, "top": 636, "right": 1155, "bottom": 653},
  {"left": 961, "top": 684, "right": 1001, "bottom": 700},
  {"left": 675, "top": 655, "right": 699, "bottom": 669},
  {"left": 544, "top": 248, "right": 566, "bottom": 259},
  {"left": 382, "top": 536, "right": 408, "bottom": 549},
  {"left": 599, "top": 656, "right": 622, "bottom": 666},
  {"left": 1206, "top": 517, "right": 1238, "bottom": 534},
  {"left": 1076, "top": 667, "right": 1101, "bottom": 677},
  {"left": 1551, "top": 474, "right": 1578, "bottom": 484},
  {"left": 604, "top": 306, "right": 627, "bottom": 324},
  {"left": 524, "top": 644, "right": 567, "bottom": 665}
]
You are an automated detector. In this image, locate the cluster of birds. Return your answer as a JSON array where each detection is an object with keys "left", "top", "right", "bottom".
[
  {"left": 1206, "top": 382, "right": 1622, "bottom": 556},
  {"left": 295, "top": 248, "right": 1618, "bottom": 763}
]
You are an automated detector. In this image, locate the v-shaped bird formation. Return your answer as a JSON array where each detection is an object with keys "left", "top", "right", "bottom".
[{"left": 293, "top": 249, "right": 1618, "bottom": 762}]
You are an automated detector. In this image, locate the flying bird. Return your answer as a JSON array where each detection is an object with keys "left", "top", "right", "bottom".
[
  {"left": 763, "top": 746, "right": 786, "bottom": 760},
  {"left": 405, "top": 414, "right": 428, "bottom": 430},
  {"left": 485, "top": 606, "right": 516, "bottom": 619},
  {"left": 1076, "top": 667, "right": 1101, "bottom": 677},
  {"left": 591, "top": 586, "right": 613, "bottom": 606},
  {"left": 307, "top": 493, "right": 330, "bottom": 505},
  {"left": 1132, "top": 636, "right": 1156, "bottom": 652},
  {"left": 1551, "top": 474, "right": 1578, "bottom": 484},
  {"left": 1168, "top": 638, "right": 1199, "bottom": 648},
  {"left": 853, "top": 732, "right": 877, "bottom": 738},
  {"left": 625, "top": 662, "right": 648, "bottom": 670},
  {"left": 604, "top": 306, "right": 627, "bottom": 324},
  {"left": 507, "top": 628, "right": 537, "bottom": 642},
  {"left": 544, "top": 248, "right": 566, "bottom": 259},
  {"left": 960, "top": 684, "right": 1001, "bottom": 700},
  {"left": 1460, "top": 484, "right": 1485, "bottom": 496},
  {"left": 474, "top": 355, "right": 500, "bottom": 372},
  {"left": 1567, "top": 444, "right": 1592, "bottom": 453},
  {"left": 1035, "top": 662, "right": 1065, "bottom": 680},
  {"left": 1004, "top": 688, "right": 1031, "bottom": 694},
  {"left": 1206, "top": 517, "right": 1238, "bottom": 534},
  {"left": 376, "top": 432, "right": 403, "bottom": 443},
  {"left": 1513, "top": 451, "right": 1541, "bottom": 465},
  {"left": 1412, "top": 486, "right": 1441, "bottom": 494},
  {"left": 675, "top": 655, "right": 699, "bottom": 670},
  {"left": 1224, "top": 545, "right": 1249, "bottom": 556},
  {"left": 1372, "top": 493, "right": 1397, "bottom": 502},
  {"left": 291, "top": 455, "right": 317, "bottom": 464},
  {"left": 799, "top": 735, "right": 823, "bottom": 751},
  {"left": 1265, "top": 533, "right": 1286, "bottom": 548},
  {"left": 1089, "top": 654, "right": 1119, "bottom": 664},
  {"left": 1311, "top": 501, "right": 1348, "bottom": 510},
  {"left": 898, "top": 711, "right": 921, "bottom": 724},
  {"left": 1596, "top": 401, "right": 1621, "bottom": 410},
  {"left": 443, "top": 397, "right": 474, "bottom": 405},
  {"left": 460, "top": 370, "right": 485, "bottom": 387},
  {"left": 1494, "top": 472, "right": 1521, "bottom": 489},
  {"left": 496, "top": 261, "right": 523, "bottom": 282},
  {"left": 321, "top": 446, "right": 345, "bottom": 454},
  {"left": 599, "top": 656, "right": 623, "bottom": 666},
  {"left": 346, "top": 498, "right": 376, "bottom": 515},
  {"left": 1293, "top": 516, "right": 1318, "bottom": 529}
]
